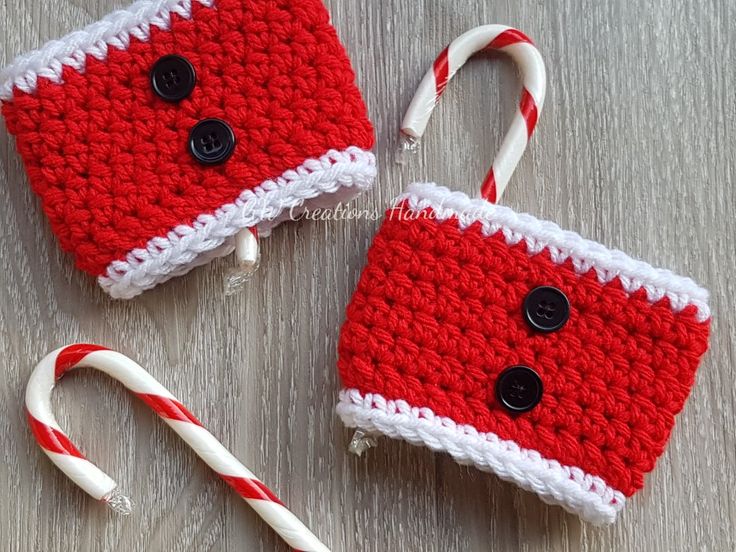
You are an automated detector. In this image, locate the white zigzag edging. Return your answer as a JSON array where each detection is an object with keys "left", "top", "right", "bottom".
[
  {"left": 0, "top": 0, "right": 215, "bottom": 100},
  {"left": 337, "top": 389, "right": 626, "bottom": 525},
  {"left": 398, "top": 183, "right": 711, "bottom": 322},
  {"left": 99, "top": 147, "right": 376, "bottom": 299}
]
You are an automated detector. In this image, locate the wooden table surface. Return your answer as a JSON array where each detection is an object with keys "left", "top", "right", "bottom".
[{"left": 1, "top": 1, "right": 734, "bottom": 550}]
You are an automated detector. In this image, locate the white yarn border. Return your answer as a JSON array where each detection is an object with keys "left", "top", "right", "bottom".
[
  {"left": 0, "top": 0, "right": 215, "bottom": 100},
  {"left": 337, "top": 388, "right": 626, "bottom": 525},
  {"left": 99, "top": 146, "right": 376, "bottom": 299},
  {"left": 398, "top": 183, "right": 711, "bottom": 322}
]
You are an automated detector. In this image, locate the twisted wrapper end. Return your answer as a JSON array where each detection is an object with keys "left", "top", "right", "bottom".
[{"left": 103, "top": 488, "right": 134, "bottom": 516}]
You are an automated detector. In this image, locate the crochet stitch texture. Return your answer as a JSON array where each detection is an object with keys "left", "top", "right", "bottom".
[
  {"left": 337, "top": 183, "right": 711, "bottom": 522},
  {"left": 1, "top": 0, "right": 375, "bottom": 297}
]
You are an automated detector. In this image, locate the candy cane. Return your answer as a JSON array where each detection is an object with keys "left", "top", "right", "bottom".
[
  {"left": 25, "top": 344, "right": 329, "bottom": 552},
  {"left": 400, "top": 25, "right": 547, "bottom": 203},
  {"left": 226, "top": 227, "right": 261, "bottom": 295}
]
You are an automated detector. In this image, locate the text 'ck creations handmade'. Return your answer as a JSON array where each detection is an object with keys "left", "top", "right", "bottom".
[
  {"left": 336, "top": 25, "right": 711, "bottom": 524},
  {"left": 1, "top": 0, "right": 375, "bottom": 298}
]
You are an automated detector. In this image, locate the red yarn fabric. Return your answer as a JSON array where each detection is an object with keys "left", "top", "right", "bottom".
[
  {"left": 2, "top": 0, "right": 374, "bottom": 277},
  {"left": 338, "top": 201, "right": 710, "bottom": 497}
]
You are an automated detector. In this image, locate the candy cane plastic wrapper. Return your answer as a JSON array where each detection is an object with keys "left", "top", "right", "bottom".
[
  {"left": 399, "top": 25, "right": 546, "bottom": 203},
  {"left": 25, "top": 344, "right": 329, "bottom": 552},
  {"left": 225, "top": 227, "right": 261, "bottom": 295}
]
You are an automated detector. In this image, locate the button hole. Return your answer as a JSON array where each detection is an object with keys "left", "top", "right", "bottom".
[{"left": 162, "top": 70, "right": 181, "bottom": 89}]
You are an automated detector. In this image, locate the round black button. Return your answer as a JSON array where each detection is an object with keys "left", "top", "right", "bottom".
[
  {"left": 188, "top": 119, "right": 236, "bottom": 165},
  {"left": 495, "top": 366, "right": 543, "bottom": 413},
  {"left": 150, "top": 54, "right": 196, "bottom": 102},
  {"left": 523, "top": 286, "right": 570, "bottom": 333}
]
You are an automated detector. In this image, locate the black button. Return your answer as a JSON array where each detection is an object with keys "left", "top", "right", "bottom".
[
  {"left": 188, "top": 119, "right": 236, "bottom": 165},
  {"left": 150, "top": 54, "right": 196, "bottom": 102},
  {"left": 523, "top": 286, "right": 570, "bottom": 333},
  {"left": 495, "top": 366, "right": 543, "bottom": 413}
]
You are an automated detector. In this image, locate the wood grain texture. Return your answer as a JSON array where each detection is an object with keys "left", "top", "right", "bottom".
[{"left": 1, "top": 0, "right": 734, "bottom": 550}]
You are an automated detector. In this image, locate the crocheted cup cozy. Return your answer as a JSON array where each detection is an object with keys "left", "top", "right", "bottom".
[
  {"left": 337, "top": 182, "right": 711, "bottom": 524},
  {"left": 1, "top": 0, "right": 375, "bottom": 298}
]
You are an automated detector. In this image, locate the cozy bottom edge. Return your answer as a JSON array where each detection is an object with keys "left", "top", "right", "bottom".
[
  {"left": 336, "top": 388, "right": 626, "bottom": 524},
  {"left": 98, "top": 146, "right": 376, "bottom": 299}
]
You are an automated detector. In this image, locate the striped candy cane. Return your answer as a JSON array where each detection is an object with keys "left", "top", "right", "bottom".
[
  {"left": 25, "top": 344, "right": 329, "bottom": 552},
  {"left": 400, "top": 25, "right": 547, "bottom": 203}
]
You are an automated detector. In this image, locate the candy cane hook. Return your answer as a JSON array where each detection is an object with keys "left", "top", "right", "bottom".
[
  {"left": 25, "top": 344, "right": 329, "bottom": 552},
  {"left": 400, "top": 25, "right": 547, "bottom": 203}
]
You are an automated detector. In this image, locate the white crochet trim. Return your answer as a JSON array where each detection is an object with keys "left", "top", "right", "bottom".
[
  {"left": 0, "top": 0, "right": 215, "bottom": 100},
  {"left": 337, "top": 389, "right": 626, "bottom": 525},
  {"left": 398, "top": 183, "right": 711, "bottom": 322},
  {"left": 99, "top": 147, "right": 376, "bottom": 299}
]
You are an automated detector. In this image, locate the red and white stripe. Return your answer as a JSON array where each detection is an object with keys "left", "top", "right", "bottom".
[
  {"left": 400, "top": 25, "right": 546, "bottom": 203},
  {"left": 25, "top": 344, "right": 329, "bottom": 552},
  {"left": 226, "top": 227, "right": 261, "bottom": 294}
]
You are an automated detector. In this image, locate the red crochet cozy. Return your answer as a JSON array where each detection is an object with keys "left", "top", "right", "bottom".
[
  {"left": 1, "top": 0, "right": 375, "bottom": 298},
  {"left": 337, "top": 182, "right": 711, "bottom": 524}
]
